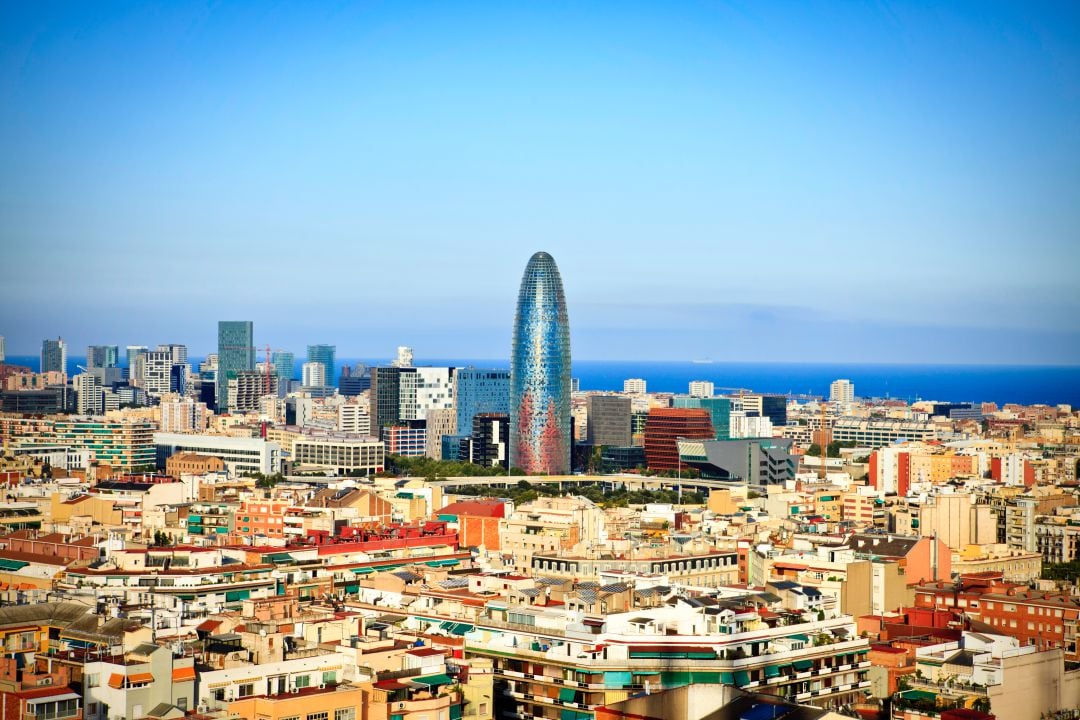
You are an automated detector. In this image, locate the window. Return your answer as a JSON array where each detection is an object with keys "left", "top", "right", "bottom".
[
  {"left": 87, "top": 703, "right": 98, "bottom": 717},
  {"left": 306, "top": 713, "right": 329, "bottom": 720},
  {"left": 213, "top": 689, "right": 225, "bottom": 702},
  {"left": 85, "top": 674, "right": 99, "bottom": 688},
  {"left": 335, "top": 710, "right": 356, "bottom": 720},
  {"left": 238, "top": 683, "right": 254, "bottom": 698},
  {"left": 294, "top": 675, "right": 311, "bottom": 689},
  {"left": 322, "top": 671, "right": 337, "bottom": 685}
]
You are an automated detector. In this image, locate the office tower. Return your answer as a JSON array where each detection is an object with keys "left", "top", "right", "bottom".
[
  {"left": 689, "top": 380, "right": 714, "bottom": 398},
  {"left": 830, "top": 379, "right": 855, "bottom": 404},
  {"left": 157, "top": 343, "right": 188, "bottom": 365},
  {"left": 271, "top": 351, "right": 295, "bottom": 383},
  {"left": 302, "top": 361, "right": 326, "bottom": 387},
  {"left": 125, "top": 345, "right": 148, "bottom": 379},
  {"left": 455, "top": 368, "right": 510, "bottom": 438},
  {"left": 0, "top": 335, "right": 5, "bottom": 362},
  {"left": 586, "top": 395, "right": 632, "bottom": 447},
  {"left": 675, "top": 396, "right": 733, "bottom": 441},
  {"left": 741, "top": 393, "right": 788, "bottom": 427},
  {"left": 643, "top": 408, "right": 714, "bottom": 471},
  {"left": 339, "top": 365, "right": 371, "bottom": 397},
  {"left": 217, "top": 321, "right": 254, "bottom": 413},
  {"left": 41, "top": 338, "right": 67, "bottom": 375},
  {"left": 472, "top": 413, "right": 510, "bottom": 468},
  {"left": 509, "top": 251, "right": 571, "bottom": 474},
  {"left": 306, "top": 344, "right": 335, "bottom": 387},
  {"left": 623, "top": 378, "right": 647, "bottom": 394},
  {"left": 87, "top": 345, "right": 119, "bottom": 369}
]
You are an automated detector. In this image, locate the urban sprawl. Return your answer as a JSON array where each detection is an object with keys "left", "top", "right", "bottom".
[{"left": 0, "top": 253, "right": 1077, "bottom": 720}]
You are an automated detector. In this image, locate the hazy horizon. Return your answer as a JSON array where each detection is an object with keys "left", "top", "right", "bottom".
[{"left": 3, "top": 2, "right": 1078, "bottom": 363}]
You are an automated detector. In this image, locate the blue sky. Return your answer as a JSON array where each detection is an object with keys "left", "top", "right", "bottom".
[{"left": 2, "top": 1, "right": 1078, "bottom": 363}]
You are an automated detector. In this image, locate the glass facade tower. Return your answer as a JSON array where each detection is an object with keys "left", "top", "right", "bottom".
[
  {"left": 307, "top": 344, "right": 336, "bottom": 388},
  {"left": 455, "top": 368, "right": 510, "bottom": 437},
  {"left": 271, "top": 351, "right": 295, "bottom": 382},
  {"left": 510, "top": 251, "right": 571, "bottom": 474},
  {"left": 217, "top": 321, "right": 254, "bottom": 413}
]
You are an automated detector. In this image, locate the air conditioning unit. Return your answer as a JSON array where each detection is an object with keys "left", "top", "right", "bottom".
[
  {"left": 291, "top": 688, "right": 300, "bottom": 694},
  {"left": 318, "top": 683, "right": 326, "bottom": 689}
]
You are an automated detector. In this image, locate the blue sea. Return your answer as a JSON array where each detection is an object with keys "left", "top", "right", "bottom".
[{"left": 8, "top": 356, "right": 1080, "bottom": 407}]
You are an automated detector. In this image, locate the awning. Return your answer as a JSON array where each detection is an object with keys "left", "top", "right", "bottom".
[
  {"left": 350, "top": 567, "right": 375, "bottom": 574},
  {"left": 558, "top": 687, "right": 577, "bottom": 702},
  {"left": 733, "top": 670, "right": 750, "bottom": 687},
  {"left": 128, "top": 672, "right": 154, "bottom": 685},
  {"left": 172, "top": 666, "right": 196, "bottom": 682},
  {"left": 764, "top": 665, "right": 782, "bottom": 678},
  {"left": 426, "top": 559, "right": 460, "bottom": 567},
  {"left": 792, "top": 660, "right": 814, "bottom": 671},
  {"left": 899, "top": 690, "right": 936, "bottom": 701},
  {"left": 108, "top": 674, "right": 124, "bottom": 689},
  {"left": 0, "top": 559, "right": 29, "bottom": 572},
  {"left": 720, "top": 672, "right": 734, "bottom": 684},
  {"left": 790, "top": 633, "right": 809, "bottom": 642},
  {"left": 412, "top": 673, "right": 453, "bottom": 687},
  {"left": 26, "top": 692, "right": 80, "bottom": 704}
]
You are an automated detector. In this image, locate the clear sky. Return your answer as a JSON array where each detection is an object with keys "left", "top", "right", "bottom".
[{"left": 2, "top": 1, "right": 1078, "bottom": 363}]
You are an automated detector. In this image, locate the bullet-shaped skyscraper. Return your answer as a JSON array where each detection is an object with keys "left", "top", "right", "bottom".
[{"left": 510, "top": 251, "right": 571, "bottom": 474}]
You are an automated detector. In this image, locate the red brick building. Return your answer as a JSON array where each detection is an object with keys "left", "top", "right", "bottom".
[{"left": 913, "top": 578, "right": 1080, "bottom": 659}]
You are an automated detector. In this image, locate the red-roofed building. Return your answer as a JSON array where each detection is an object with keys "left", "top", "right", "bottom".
[{"left": 438, "top": 498, "right": 509, "bottom": 550}]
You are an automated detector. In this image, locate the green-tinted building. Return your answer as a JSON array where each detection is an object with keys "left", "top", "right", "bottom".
[
  {"left": 674, "top": 396, "right": 733, "bottom": 440},
  {"left": 216, "top": 321, "right": 254, "bottom": 413},
  {"left": 306, "top": 344, "right": 336, "bottom": 388},
  {"left": 271, "top": 350, "right": 295, "bottom": 383}
]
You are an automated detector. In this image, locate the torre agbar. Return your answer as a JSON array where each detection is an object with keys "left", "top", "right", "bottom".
[{"left": 510, "top": 251, "right": 572, "bottom": 474}]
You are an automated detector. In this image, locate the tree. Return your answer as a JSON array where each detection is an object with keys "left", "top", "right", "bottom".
[{"left": 806, "top": 444, "right": 822, "bottom": 457}]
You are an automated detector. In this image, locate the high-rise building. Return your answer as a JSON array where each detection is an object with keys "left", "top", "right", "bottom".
[
  {"left": 455, "top": 368, "right": 510, "bottom": 438},
  {"left": 510, "top": 251, "right": 571, "bottom": 474},
  {"left": 623, "top": 378, "right": 647, "bottom": 394},
  {"left": 87, "top": 345, "right": 119, "bottom": 369},
  {"left": 370, "top": 366, "right": 455, "bottom": 428},
  {"left": 740, "top": 393, "right": 788, "bottom": 427},
  {"left": 586, "top": 395, "right": 632, "bottom": 447},
  {"left": 142, "top": 345, "right": 188, "bottom": 396},
  {"left": 74, "top": 373, "right": 103, "bottom": 415},
  {"left": 227, "top": 370, "right": 276, "bottom": 414},
  {"left": 643, "top": 407, "right": 714, "bottom": 471},
  {"left": 830, "top": 378, "right": 855, "bottom": 404},
  {"left": 217, "top": 321, "right": 254, "bottom": 413},
  {"left": 0, "top": 335, "right": 5, "bottom": 363},
  {"left": 472, "top": 413, "right": 509, "bottom": 468},
  {"left": 306, "top": 344, "right": 335, "bottom": 388},
  {"left": 125, "top": 345, "right": 148, "bottom": 381},
  {"left": 271, "top": 351, "right": 295, "bottom": 383},
  {"left": 688, "top": 380, "right": 714, "bottom": 398},
  {"left": 674, "top": 396, "right": 733, "bottom": 441},
  {"left": 302, "top": 361, "right": 326, "bottom": 388},
  {"left": 392, "top": 346, "right": 413, "bottom": 368},
  {"left": 41, "top": 338, "right": 66, "bottom": 375}
]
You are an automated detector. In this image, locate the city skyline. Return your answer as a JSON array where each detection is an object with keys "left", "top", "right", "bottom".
[{"left": 2, "top": 3, "right": 1079, "bottom": 364}]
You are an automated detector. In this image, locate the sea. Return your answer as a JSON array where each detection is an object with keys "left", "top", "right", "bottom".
[{"left": 9, "top": 355, "right": 1079, "bottom": 407}]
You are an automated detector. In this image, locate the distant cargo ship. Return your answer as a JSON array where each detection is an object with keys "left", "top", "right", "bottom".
[{"left": 691, "top": 358, "right": 714, "bottom": 364}]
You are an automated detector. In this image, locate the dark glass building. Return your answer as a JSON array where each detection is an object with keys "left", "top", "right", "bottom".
[
  {"left": 510, "top": 251, "right": 571, "bottom": 474},
  {"left": 216, "top": 321, "right": 254, "bottom": 413}
]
